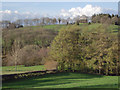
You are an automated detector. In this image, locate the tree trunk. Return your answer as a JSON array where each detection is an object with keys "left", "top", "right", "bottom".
[
  {"left": 15, "top": 60, "right": 17, "bottom": 71},
  {"left": 106, "top": 62, "right": 109, "bottom": 75},
  {"left": 99, "top": 67, "right": 101, "bottom": 75},
  {"left": 116, "top": 61, "right": 119, "bottom": 75},
  {"left": 98, "top": 62, "right": 101, "bottom": 74},
  {"left": 106, "top": 67, "right": 108, "bottom": 75},
  {"left": 98, "top": 60, "right": 101, "bottom": 74}
]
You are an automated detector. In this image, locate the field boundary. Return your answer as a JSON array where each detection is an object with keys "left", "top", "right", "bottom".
[
  {"left": 2, "top": 69, "right": 119, "bottom": 82},
  {"left": 2, "top": 70, "right": 57, "bottom": 82}
]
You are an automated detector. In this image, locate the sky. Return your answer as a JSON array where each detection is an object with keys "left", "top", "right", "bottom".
[
  {"left": 1, "top": 2, "right": 119, "bottom": 21},
  {"left": 1, "top": 0, "right": 120, "bottom": 2}
]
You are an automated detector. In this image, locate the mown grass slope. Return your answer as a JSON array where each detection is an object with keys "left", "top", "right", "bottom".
[{"left": 3, "top": 72, "right": 118, "bottom": 88}]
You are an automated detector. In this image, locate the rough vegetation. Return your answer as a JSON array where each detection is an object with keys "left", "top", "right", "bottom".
[{"left": 2, "top": 27, "right": 58, "bottom": 66}]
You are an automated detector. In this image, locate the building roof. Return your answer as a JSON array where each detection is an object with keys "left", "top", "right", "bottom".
[{"left": 80, "top": 15, "right": 88, "bottom": 20}]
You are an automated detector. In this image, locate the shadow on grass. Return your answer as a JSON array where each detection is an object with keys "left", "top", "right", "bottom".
[{"left": 3, "top": 72, "right": 104, "bottom": 88}]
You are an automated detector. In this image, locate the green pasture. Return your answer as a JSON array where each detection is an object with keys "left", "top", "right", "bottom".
[
  {"left": 42, "top": 23, "right": 119, "bottom": 33},
  {"left": 15, "top": 23, "right": 119, "bottom": 33},
  {"left": 42, "top": 24, "right": 65, "bottom": 30},
  {"left": 2, "top": 65, "right": 45, "bottom": 75},
  {"left": 82, "top": 23, "right": 118, "bottom": 33},
  {"left": 23, "top": 24, "right": 65, "bottom": 31},
  {"left": 3, "top": 72, "right": 118, "bottom": 88}
]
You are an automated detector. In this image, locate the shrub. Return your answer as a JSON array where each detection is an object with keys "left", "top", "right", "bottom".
[
  {"left": 44, "top": 60, "right": 58, "bottom": 70},
  {"left": 19, "top": 45, "right": 48, "bottom": 66},
  {"left": 3, "top": 45, "right": 49, "bottom": 67}
]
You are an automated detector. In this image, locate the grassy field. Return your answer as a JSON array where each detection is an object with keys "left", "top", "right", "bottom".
[
  {"left": 3, "top": 72, "right": 118, "bottom": 88},
  {"left": 42, "top": 24, "right": 65, "bottom": 31},
  {"left": 81, "top": 23, "right": 118, "bottom": 33},
  {"left": 2, "top": 65, "right": 45, "bottom": 75},
  {"left": 42, "top": 23, "right": 119, "bottom": 33},
  {"left": 25, "top": 24, "right": 65, "bottom": 31}
]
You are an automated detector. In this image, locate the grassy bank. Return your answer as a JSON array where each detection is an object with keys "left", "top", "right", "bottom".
[
  {"left": 3, "top": 72, "right": 118, "bottom": 88},
  {"left": 2, "top": 65, "right": 45, "bottom": 75}
]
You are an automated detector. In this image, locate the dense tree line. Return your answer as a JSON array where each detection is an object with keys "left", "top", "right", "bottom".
[
  {"left": 46, "top": 25, "right": 119, "bottom": 75},
  {"left": 0, "top": 15, "right": 89, "bottom": 29},
  {"left": 92, "top": 14, "right": 119, "bottom": 25},
  {"left": 2, "top": 27, "right": 58, "bottom": 66},
  {"left": 0, "top": 17, "right": 68, "bottom": 29}
]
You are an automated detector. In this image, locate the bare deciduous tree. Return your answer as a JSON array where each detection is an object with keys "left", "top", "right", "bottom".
[
  {"left": 11, "top": 40, "right": 21, "bottom": 71},
  {"left": 52, "top": 18, "right": 57, "bottom": 25}
]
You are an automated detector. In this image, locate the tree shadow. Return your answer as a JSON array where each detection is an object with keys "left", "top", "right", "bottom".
[{"left": 3, "top": 72, "right": 104, "bottom": 89}]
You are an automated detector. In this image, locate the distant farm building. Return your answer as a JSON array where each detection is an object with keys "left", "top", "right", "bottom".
[
  {"left": 79, "top": 15, "right": 88, "bottom": 23},
  {"left": 74, "top": 15, "right": 89, "bottom": 24}
]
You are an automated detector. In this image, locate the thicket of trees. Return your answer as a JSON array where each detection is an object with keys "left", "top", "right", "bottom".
[
  {"left": 46, "top": 25, "right": 119, "bottom": 75},
  {"left": 2, "top": 27, "right": 57, "bottom": 66},
  {"left": 92, "top": 14, "right": 119, "bottom": 25},
  {"left": 1, "top": 17, "right": 66, "bottom": 29}
]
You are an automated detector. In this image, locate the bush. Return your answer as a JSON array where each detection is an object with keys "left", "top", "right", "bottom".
[
  {"left": 44, "top": 60, "right": 58, "bottom": 70},
  {"left": 19, "top": 45, "right": 48, "bottom": 66},
  {"left": 3, "top": 45, "right": 49, "bottom": 67}
]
